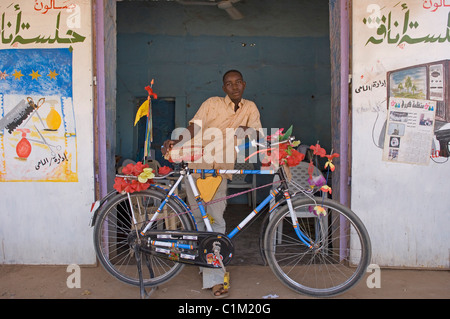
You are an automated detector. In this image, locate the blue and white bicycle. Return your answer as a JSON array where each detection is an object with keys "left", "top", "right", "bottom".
[{"left": 90, "top": 136, "right": 371, "bottom": 298}]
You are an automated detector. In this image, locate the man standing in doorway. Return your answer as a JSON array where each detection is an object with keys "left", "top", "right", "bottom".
[{"left": 162, "top": 70, "right": 262, "bottom": 298}]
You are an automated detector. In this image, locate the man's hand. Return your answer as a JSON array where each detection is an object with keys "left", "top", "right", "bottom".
[
  {"left": 161, "top": 139, "right": 177, "bottom": 155},
  {"left": 161, "top": 123, "right": 198, "bottom": 155}
]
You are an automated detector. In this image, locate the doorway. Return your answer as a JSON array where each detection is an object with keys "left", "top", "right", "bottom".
[
  {"left": 96, "top": 0, "right": 349, "bottom": 266},
  {"left": 115, "top": 0, "right": 333, "bottom": 165}
]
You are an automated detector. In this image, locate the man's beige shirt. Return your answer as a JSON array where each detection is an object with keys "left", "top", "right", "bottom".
[{"left": 185, "top": 95, "right": 262, "bottom": 177}]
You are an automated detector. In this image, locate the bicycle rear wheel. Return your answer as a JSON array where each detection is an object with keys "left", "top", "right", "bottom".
[
  {"left": 93, "top": 188, "right": 194, "bottom": 287},
  {"left": 264, "top": 197, "right": 371, "bottom": 297}
]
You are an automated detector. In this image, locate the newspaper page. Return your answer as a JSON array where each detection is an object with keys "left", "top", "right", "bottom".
[{"left": 383, "top": 97, "right": 436, "bottom": 165}]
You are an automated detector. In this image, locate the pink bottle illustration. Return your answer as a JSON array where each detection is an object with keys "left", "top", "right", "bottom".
[{"left": 16, "top": 128, "right": 32, "bottom": 159}]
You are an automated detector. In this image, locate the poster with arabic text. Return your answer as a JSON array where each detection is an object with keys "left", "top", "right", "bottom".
[{"left": 0, "top": 1, "right": 88, "bottom": 182}]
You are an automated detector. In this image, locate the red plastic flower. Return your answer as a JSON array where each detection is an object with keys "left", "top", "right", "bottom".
[
  {"left": 122, "top": 161, "right": 149, "bottom": 176},
  {"left": 262, "top": 127, "right": 304, "bottom": 167},
  {"left": 113, "top": 177, "right": 129, "bottom": 193},
  {"left": 321, "top": 185, "right": 332, "bottom": 194},
  {"left": 310, "top": 143, "right": 326, "bottom": 157},
  {"left": 158, "top": 166, "right": 173, "bottom": 175},
  {"left": 324, "top": 153, "right": 340, "bottom": 171},
  {"left": 114, "top": 162, "right": 152, "bottom": 193},
  {"left": 144, "top": 85, "right": 158, "bottom": 99},
  {"left": 285, "top": 148, "right": 305, "bottom": 167},
  {"left": 265, "top": 142, "right": 304, "bottom": 167}
]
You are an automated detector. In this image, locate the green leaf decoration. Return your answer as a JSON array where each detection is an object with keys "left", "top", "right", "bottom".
[{"left": 279, "top": 125, "right": 293, "bottom": 141}]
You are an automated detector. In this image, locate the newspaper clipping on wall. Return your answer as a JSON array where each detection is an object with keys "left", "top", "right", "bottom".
[{"left": 383, "top": 97, "right": 436, "bottom": 165}]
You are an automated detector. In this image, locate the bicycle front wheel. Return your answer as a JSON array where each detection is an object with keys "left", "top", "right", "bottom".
[
  {"left": 264, "top": 197, "right": 371, "bottom": 297},
  {"left": 93, "top": 188, "right": 194, "bottom": 287}
]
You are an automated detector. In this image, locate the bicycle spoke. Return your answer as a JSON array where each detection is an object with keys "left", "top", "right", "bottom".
[
  {"left": 265, "top": 197, "right": 371, "bottom": 297},
  {"left": 94, "top": 189, "right": 193, "bottom": 287}
]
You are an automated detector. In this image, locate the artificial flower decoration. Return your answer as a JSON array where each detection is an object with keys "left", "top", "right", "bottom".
[
  {"left": 113, "top": 177, "right": 132, "bottom": 193},
  {"left": 321, "top": 185, "right": 332, "bottom": 194},
  {"left": 122, "top": 161, "right": 148, "bottom": 176},
  {"left": 285, "top": 148, "right": 305, "bottom": 167},
  {"left": 305, "top": 144, "right": 340, "bottom": 192},
  {"left": 266, "top": 128, "right": 284, "bottom": 141},
  {"left": 307, "top": 160, "right": 326, "bottom": 188},
  {"left": 158, "top": 166, "right": 173, "bottom": 175},
  {"left": 310, "top": 143, "right": 327, "bottom": 157},
  {"left": 138, "top": 167, "right": 155, "bottom": 183},
  {"left": 308, "top": 174, "right": 327, "bottom": 188},
  {"left": 114, "top": 161, "right": 153, "bottom": 193},
  {"left": 279, "top": 125, "right": 293, "bottom": 141},
  {"left": 144, "top": 81, "right": 158, "bottom": 100},
  {"left": 324, "top": 153, "right": 340, "bottom": 172},
  {"left": 308, "top": 161, "right": 315, "bottom": 177},
  {"left": 262, "top": 126, "right": 304, "bottom": 167},
  {"left": 309, "top": 205, "right": 327, "bottom": 217},
  {"left": 134, "top": 80, "right": 158, "bottom": 126}
]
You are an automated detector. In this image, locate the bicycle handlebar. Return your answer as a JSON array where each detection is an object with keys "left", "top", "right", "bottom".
[
  {"left": 235, "top": 140, "right": 260, "bottom": 153},
  {"left": 235, "top": 136, "right": 294, "bottom": 153}
]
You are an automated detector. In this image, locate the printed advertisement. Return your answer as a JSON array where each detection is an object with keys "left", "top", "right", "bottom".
[{"left": 383, "top": 97, "right": 436, "bottom": 165}]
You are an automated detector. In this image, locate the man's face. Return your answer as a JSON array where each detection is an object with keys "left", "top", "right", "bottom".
[{"left": 222, "top": 72, "right": 246, "bottom": 103}]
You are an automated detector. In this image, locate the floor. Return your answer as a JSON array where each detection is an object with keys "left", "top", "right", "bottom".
[{"left": 1, "top": 205, "right": 448, "bottom": 301}]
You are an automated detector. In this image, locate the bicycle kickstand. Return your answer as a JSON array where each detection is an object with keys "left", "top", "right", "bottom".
[{"left": 134, "top": 244, "right": 157, "bottom": 299}]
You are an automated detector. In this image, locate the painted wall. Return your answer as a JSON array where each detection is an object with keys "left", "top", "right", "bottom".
[
  {"left": 116, "top": 0, "right": 331, "bottom": 163},
  {"left": 0, "top": 0, "right": 95, "bottom": 264},
  {"left": 352, "top": 1, "right": 450, "bottom": 268}
]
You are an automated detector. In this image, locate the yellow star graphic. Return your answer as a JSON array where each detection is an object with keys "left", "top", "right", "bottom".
[
  {"left": 47, "top": 70, "right": 59, "bottom": 79},
  {"left": 29, "top": 70, "right": 41, "bottom": 80},
  {"left": 13, "top": 69, "right": 24, "bottom": 80}
]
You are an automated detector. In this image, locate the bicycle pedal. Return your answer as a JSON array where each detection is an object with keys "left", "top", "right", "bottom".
[{"left": 223, "top": 271, "right": 230, "bottom": 290}]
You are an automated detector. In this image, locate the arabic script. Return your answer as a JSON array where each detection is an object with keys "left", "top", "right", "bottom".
[
  {"left": 1, "top": 5, "right": 85, "bottom": 46},
  {"left": 423, "top": 0, "right": 450, "bottom": 12},
  {"left": 364, "top": 3, "right": 450, "bottom": 46},
  {"left": 34, "top": 0, "right": 76, "bottom": 15}
]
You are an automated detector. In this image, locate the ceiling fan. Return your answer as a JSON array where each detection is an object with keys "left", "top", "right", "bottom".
[{"left": 175, "top": 0, "right": 244, "bottom": 20}]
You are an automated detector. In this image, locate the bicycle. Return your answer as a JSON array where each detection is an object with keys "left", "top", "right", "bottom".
[{"left": 90, "top": 135, "right": 371, "bottom": 298}]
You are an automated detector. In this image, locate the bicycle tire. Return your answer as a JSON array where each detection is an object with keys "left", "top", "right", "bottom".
[
  {"left": 264, "top": 197, "right": 371, "bottom": 297},
  {"left": 93, "top": 188, "right": 195, "bottom": 287}
]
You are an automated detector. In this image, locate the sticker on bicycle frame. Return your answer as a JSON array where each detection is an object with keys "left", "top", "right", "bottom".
[
  {"left": 206, "top": 253, "right": 223, "bottom": 267},
  {"left": 168, "top": 252, "right": 180, "bottom": 262}
]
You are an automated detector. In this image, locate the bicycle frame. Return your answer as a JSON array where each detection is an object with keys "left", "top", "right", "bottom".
[
  {"left": 138, "top": 164, "right": 316, "bottom": 249},
  {"left": 92, "top": 135, "right": 372, "bottom": 299}
]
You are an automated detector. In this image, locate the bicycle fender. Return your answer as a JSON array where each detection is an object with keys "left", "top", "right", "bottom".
[{"left": 89, "top": 190, "right": 118, "bottom": 227}]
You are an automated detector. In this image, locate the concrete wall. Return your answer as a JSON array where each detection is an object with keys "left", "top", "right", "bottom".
[
  {"left": 352, "top": 0, "right": 450, "bottom": 268},
  {"left": 0, "top": 0, "right": 96, "bottom": 264}
]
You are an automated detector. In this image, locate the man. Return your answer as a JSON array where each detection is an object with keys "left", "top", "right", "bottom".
[{"left": 162, "top": 70, "right": 262, "bottom": 298}]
